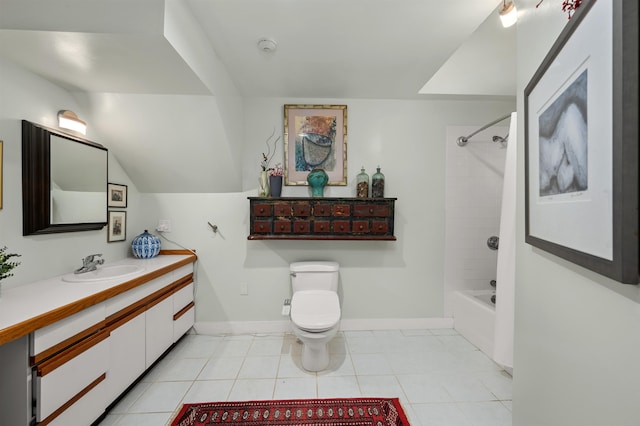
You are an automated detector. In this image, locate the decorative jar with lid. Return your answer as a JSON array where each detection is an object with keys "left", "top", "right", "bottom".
[
  {"left": 131, "top": 230, "right": 161, "bottom": 259},
  {"left": 371, "top": 166, "right": 385, "bottom": 198},
  {"left": 356, "top": 167, "right": 369, "bottom": 198},
  {"left": 307, "top": 168, "right": 329, "bottom": 197}
]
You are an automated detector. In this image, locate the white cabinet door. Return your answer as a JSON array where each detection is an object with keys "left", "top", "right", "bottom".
[
  {"left": 106, "top": 312, "right": 145, "bottom": 403},
  {"left": 145, "top": 296, "right": 174, "bottom": 368}
]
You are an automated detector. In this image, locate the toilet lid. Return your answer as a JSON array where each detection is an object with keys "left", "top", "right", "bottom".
[{"left": 291, "top": 290, "right": 340, "bottom": 331}]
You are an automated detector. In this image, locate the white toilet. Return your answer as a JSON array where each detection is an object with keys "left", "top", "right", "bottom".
[{"left": 289, "top": 261, "right": 341, "bottom": 372}]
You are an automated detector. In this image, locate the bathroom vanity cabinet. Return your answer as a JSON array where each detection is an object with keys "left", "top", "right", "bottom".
[
  {"left": 0, "top": 253, "right": 196, "bottom": 426},
  {"left": 248, "top": 197, "right": 397, "bottom": 240}
]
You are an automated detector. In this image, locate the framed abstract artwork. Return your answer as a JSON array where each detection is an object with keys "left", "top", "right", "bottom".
[
  {"left": 283, "top": 104, "right": 347, "bottom": 186},
  {"left": 524, "top": 0, "right": 638, "bottom": 283}
]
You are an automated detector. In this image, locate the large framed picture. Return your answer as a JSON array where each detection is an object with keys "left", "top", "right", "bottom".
[
  {"left": 107, "top": 210, "right": 127, "bottom": 242},
  {"left": 108, "top": 183, "right": 128, "bottom": 208},
  {"left": 283, "top": 104, "right": 347, "bottom": 186},
  {"left": 524, "top": 0, "right": 638, "bottom": 283}
]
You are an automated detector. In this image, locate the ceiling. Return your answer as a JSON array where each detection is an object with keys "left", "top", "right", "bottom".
[
  {"left": 0, "top": 0, "right": 516, "bottom": 193},
  {"left": 0, "top": 0, "right": 516, "bottom": 100}
]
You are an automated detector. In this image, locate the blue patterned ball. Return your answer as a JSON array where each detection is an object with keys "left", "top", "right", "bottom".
[{"left": 131, "top": 230, "right": 161, "bottom": 259}]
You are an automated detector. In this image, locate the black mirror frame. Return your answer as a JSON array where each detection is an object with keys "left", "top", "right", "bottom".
[{"left": 22, "top": 120, "right": 108, "bottom": 235}]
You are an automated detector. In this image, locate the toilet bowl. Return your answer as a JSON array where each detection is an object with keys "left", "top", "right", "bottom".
[{"left": 289, "top": 262, "right": 341, "bottom": 372}]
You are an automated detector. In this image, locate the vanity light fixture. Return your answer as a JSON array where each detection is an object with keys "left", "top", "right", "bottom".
[
  {"left": 57, "top": 110, "right": 87, "bottom": 135},
  {"left": 499, "top": 0, "right": 518, "bottom": 28}
]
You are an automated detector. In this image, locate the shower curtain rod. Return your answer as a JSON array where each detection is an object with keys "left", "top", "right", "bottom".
[{"left": 456, "top": 114, "right": 511, "bottom": 147}]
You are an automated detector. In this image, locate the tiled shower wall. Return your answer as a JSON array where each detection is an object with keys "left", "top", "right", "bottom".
[{"left": 444, "top": 125, "right": 508, "bottom": 316}]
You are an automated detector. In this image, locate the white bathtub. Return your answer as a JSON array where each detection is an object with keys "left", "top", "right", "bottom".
[{"left": 453, "top": 290, "right": 495, "bottom": 358}]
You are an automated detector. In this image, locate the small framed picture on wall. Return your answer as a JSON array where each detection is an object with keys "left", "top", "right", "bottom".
[
  {"left": 108, "top": 183, "right": 128, "bottom": 208},
  {"left": 108, "top": 210, "right": 127, "bottom": 242}
]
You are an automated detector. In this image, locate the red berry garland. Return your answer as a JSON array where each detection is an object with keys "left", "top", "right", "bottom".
[{"left": 536, "top": 0, "right": 583, "bottom": 19}]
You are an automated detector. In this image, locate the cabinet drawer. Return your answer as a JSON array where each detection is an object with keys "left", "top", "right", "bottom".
[
  {"left": 273, "top": 203, "right": 292, "bottom": 216},
  {"left": 47, "top": 376, "right": 106, "bottom": 426},
  {"left": 313, "top": 221, "right": 331, "bottom": 233},
  {"left": 173, "top": 263, "right": 194, "bottom": 281},
  {"left": 333, "top": 220, "right": 351, "bottom": 233},
  {"left": 332, "top": 204, "right": 351, "bottom": 216},
  {"left": 35, "top": 332, "right": 108, "bottom": 422},
  {"left": 105, "top": 272, "right": 174, "bottom": 317},
  {"left": 173, "top": 283, "right": 194, "bottom": 315},
  {"left": 252, "top": 220, "right": 272, "bottom": 234},
  {"left": 253, "top": 203, "right": 272, "bottom": 216},
  {"left": 371, "top": 220, "right": 389, "bottom": 234},
  {"left": 292, "top": 220, "right": 310, "bottom": 234},
  {"left": 352, "top": 221, "right": 370, "bottom": 233},
  {"left": 31, "top": 303, "right": 105, "bottom": 359},
  {"left": 173, "top": 304, "right": 195, "bottom": 342},
  {"left": 273, "top": 220, "right": 291, "bottom": 234},
  {"left": 353, "top": 204, "right": 390, "bottom": 217},
  {"left": 293, "top": 203, "right": 311, "bottom": 216},
  {"left": 312, "top": 203, "right": 332, "bottom": 216}
]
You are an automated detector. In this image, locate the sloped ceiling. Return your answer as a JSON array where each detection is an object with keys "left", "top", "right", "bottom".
[{"left": 0, "top": 0, "right": 516, "bottom": 193}]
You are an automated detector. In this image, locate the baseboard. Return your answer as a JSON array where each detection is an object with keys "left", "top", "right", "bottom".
[{"left": 193, "top": 317, "right": 454, "bottom": 336}]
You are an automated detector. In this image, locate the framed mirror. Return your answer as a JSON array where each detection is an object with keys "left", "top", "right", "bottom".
[{"left": 22, "top": 120, "right": 108, "bottom": 235}]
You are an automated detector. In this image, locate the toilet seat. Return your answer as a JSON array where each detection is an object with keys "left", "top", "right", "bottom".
[{"left": 291, "top": 290, "right": 340, "bottom": 332}]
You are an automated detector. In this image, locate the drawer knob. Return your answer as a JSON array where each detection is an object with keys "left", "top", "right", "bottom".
[
  {"left": 339, "top": 225, "right": 344, "bottom": 230},
  {"left": 359, "top": 225, "right": 364, "bottom": 230},
  {"left": 259, "top": 208, "right": 264, "bottom": 213},
  {"left": 369, "top": 208, "right": 374, "bottom": 214},
  {"left": 280, "top": 225, "right": 285, "bottom": 230}
]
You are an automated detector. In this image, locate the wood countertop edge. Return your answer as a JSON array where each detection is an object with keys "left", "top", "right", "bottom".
[{"left": 0, "top": 252, "right": 197, "bottom": 346}]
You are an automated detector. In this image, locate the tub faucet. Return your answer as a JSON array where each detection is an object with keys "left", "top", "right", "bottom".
[{"left": 74, "top": 254, "right": 104, "bottom": 274}]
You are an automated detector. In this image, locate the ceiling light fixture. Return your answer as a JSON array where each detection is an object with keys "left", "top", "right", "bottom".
[
  {"left": 499, "top": 0, "right": 518, "bottom": 28},
  {"left": 57, "top": 110, "right": 87, "bottom": 135}
]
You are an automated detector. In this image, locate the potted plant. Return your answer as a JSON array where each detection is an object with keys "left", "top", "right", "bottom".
[
  {"left": 0, "top": 246, "right": 21, "bottom": 297},
  {"left": 259, "top": 129, "right": 281, "bottom": 197}
]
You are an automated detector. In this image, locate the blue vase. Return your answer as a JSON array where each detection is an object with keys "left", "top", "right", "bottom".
[
  {"left": 307, "top": 168, "right": 329, "bottom": 197},
  {"left": 131, "top": 230, "right": 161, "bottom": 259}
]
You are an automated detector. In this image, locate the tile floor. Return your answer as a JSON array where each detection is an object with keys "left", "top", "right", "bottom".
[{"left": 98, "top": 329, "right": 512, "bottom": 426}]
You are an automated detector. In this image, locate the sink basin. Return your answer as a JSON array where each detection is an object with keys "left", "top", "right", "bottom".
[{"left": 62, "top": 264, "right": 145, "bottom": 283}]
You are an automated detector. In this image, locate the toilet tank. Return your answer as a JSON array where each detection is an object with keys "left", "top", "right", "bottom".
[{"left": 290, "top": 261, "right": 339, "bottom": 293}]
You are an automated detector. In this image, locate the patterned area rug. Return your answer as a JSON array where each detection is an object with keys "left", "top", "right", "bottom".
[{"left": 171, "top": 397, "right": 410, "bottom": 426}]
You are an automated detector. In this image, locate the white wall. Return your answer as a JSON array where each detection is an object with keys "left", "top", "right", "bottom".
[
  {"left": 513, "top": 2, "right": 640, "bottom": 425},
  {"left": 0, "top": 58, "right": 140, "bottom": 288},
  {"left": 444, "top": 124, "right": 508, "bottom": 316},
  {"left": 139, "top": 97, "right": 515, "bottom": 329}
]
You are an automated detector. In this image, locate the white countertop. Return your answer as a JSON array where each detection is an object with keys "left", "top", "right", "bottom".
[{"left": 0, "top": 254, "right": 195, "bottom": 344}]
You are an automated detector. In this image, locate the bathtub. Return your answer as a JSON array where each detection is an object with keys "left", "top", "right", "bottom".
[{"left": 453, "top": 290, "right": 495, "bottom": 358}]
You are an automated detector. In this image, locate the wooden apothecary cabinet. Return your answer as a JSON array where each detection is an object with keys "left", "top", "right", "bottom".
[{"left": 248, "top": 197, "right": 397, "bottom": 241}]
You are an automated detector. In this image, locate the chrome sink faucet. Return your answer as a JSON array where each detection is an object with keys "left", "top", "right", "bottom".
[{"left": 74, "top": 254, "right": 105, "bottom": 274}]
